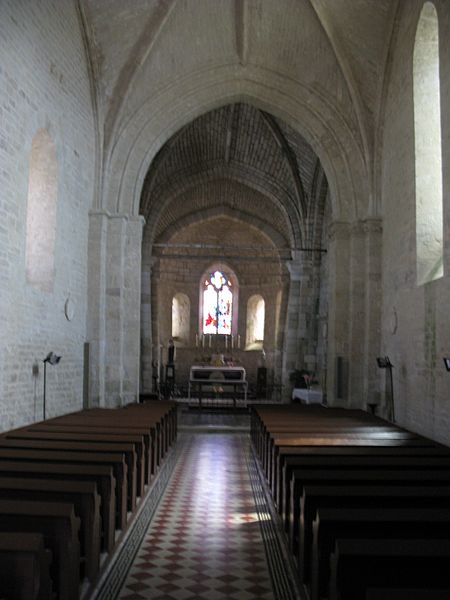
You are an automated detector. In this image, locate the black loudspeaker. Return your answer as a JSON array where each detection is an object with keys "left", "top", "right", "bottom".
[{"left": 256, "top": 367, "right": 267, "bottom": 398}]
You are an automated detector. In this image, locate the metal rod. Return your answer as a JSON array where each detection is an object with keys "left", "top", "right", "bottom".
[{"left": 152, "top": 242, "right": 327, "bottom": 253}]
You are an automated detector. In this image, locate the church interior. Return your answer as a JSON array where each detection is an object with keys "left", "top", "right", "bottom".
[{"left": 1, "top": 1, "right": 450, "bottom": 599}]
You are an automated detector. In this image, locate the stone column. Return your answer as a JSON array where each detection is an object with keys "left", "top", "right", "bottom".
[
  {"left": 327, "top": 221, "right": 351, "bottom": 406},
  {"left": 123, "top": 216, "right": 145, "bottom": 404},
  {"left": 140, "top": 246, "right": 153, "bottom": 394},
  {"left": 87, "top": 210, "right": 108, "bottom": 407},
  {"left": 363, "top": 219, "right": 382, "bottom": 406},
  {"left": 281, "top": 253, "right": 303, "bottom": 400},
  {"left": 347, "top": 221, "right": 366, "bottom": 407},
  {"left": 104, "top": 215, "right": 127, "bottom": 407}
]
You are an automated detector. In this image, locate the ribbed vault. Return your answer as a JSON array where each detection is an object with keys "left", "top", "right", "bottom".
[{"left": 140, "top": 102, "right": 328, "bottom": 252}]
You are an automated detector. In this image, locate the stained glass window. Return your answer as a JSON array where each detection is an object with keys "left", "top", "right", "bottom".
[{"left": 203, "top": 270, "right": 232, "bottom": 334}]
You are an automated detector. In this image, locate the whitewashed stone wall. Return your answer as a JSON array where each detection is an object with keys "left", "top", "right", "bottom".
[
  {"left": 0, "top": 0, "right": 96, "bottom": 431},
  {"left": 380, "top": 0, "right": 450, "bottom": 444}
]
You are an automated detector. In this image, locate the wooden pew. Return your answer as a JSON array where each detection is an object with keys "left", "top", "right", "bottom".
[
  {"left": 0, "top": 500, "right": 80, "bottom": 600},
  {"left": 275, "top": 446, "right": 450, "bottom": 509},
  {"left": 0, "top": 532, "right": 52, "bottom": 600},
  {"left": 0, "top": 477, "right": 101, "bottom": 582},
  {"left": 299, "top": 484, "right": 450, "bottom": 584},
  {"left": 287, "top": 468, "right": 450, "bottom": 560},
  {"left": 43, "top": 416, "right": 159, "bottom": 478},
  {"left": 329, "top": 539, "right": 450, "bottom": 600},
  {"left": 280, "top": 453, "right": 450, "bottom": 534},
  {"left": 312, "top": 508, "right": 450, "bottom": 600},
  {"left": 0, "top": 437, "right": 138, "bottom": 512},
  {"left": 0, "top": 447, "right": 127, "bottom": 531},
  {"left": 26, "top": 422, "right": 154, "bottom": 484},
  {"left": 0, "top": 460, "right": 115, "bottom": 553},
  {"left": 267, "top": 435, "right": 436, "bottom": 487},
  {"left": 6, "top": 428, "right": 147, "bottom": 496}
]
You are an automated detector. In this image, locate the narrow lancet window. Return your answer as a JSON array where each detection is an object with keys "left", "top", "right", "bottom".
[{"left": 414, "top": 2, "right": 443, "bottom": 285}]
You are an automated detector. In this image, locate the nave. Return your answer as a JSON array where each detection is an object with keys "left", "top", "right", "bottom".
[{"left": 117, "top": 432, "right": 299, "bottom": 600}]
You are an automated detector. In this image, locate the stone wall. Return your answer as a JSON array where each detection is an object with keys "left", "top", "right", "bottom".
[
  {"left": 0, "top": 0, "right": 95, "bottom": 431},
  {"left": 380, "top": 0, "right": 450, "bottom": 444}
]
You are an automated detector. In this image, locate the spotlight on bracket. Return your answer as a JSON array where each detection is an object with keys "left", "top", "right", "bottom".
[
  {"left": 443, "top": 358, "right": 450, "bottom": 372},
  {"left": 44, "top": 352, "right": 61, "bottom": 366}
]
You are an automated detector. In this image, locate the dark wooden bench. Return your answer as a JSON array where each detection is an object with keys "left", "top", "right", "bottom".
[
  {"left": 266, "top": 435, "right": 436, "bottom": 489},
  {"left": 0, "top": 460, "right": 115, "bottom": 552},
  {"left": 279, "top": 454, "right": 450, "bottom": 532},
  {"left": 287, "top": 468, "right": 450, "bottom": 560},
  {"left": 0, "top": 476, "right": 101, "bottom": 582},
  {"left": 43, "top": 416, "right": 160, "bottom": 478},
  {"left": 329, "top": 539, "right": 450, "bottom": 600},
  {"left": 0, "top": 499, "right": 80, "bottom": 600},
  {"left": 28, "top": 422, "right": 154, "bottom": 483},
  {"left": 6, "top": 428, "right": 147, "bottom": 495},
  {"left": 0, "top": 532, "right": 52, "bottom": 600},
  {"left": 0, "top": 447, "right": 127, "bottom": 531},
  {"left": 312, "top": 508, "right": 450, "bottom": 600},
  {"left": 276, "top": 448, "right": 450, "bottom": 510},
  {"left": 262, "top": 428, "right": 417, "bottom": 474},
  {"left": 0, "top": 437, "right": 138, "bottom": 512},
  {"left": 299, "top": 484, "right": 450, "bottom": 584}
]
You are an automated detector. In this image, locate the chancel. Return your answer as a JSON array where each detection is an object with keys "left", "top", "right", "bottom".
[{"left": 1, "top": 1, "right": 450, "bottom": 599}]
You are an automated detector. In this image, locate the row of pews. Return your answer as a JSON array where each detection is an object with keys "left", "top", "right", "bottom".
[
  {"left": 251, "top": 404, "right": 450, "bottom": 600},
  {"left": 0, "top": 401, "right": 177, "bottom": 600}
]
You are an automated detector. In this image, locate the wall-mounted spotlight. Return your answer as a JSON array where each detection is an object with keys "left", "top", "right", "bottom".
[
  {"left": 42, "top": 352, "right": 61, "bottom": 420},
  {"left": 44, "top": 351, "right": 61, "bottom": 366},
  {"left": 443, "top": 358, "right": 450, "bottom": 372}
]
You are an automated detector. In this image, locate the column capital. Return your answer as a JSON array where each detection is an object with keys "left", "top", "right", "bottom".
[
  {"left": 328, "top": 221, "right": 351, "bottom": 241},
  {"left": 286, "top": 257, "right": 303, "bottom": 281}
]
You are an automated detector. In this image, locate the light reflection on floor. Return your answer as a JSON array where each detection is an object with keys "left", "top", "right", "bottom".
[{"left": 118, "top": 434, "right": 275, "bottom": 600}]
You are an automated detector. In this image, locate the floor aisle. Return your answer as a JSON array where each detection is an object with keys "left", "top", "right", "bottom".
[{"left": 118, "top": 434, "right": 276, "bottom": 600}]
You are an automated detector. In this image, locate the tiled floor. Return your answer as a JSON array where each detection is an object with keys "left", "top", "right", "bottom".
[{"left": 118, "top": 434, "right": 276, "bottom": 600}]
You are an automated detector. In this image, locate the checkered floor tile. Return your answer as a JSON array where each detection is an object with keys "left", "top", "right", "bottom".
[{"left": 118, "top": 434, "right": 275, "bottom": 599}]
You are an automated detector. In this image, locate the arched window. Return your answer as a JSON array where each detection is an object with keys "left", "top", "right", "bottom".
[
  {"left": 202, "top": 270, "right": 233, "bottom": 334},
  {"left": 246, "top": 295, "right": 265, "bottom": 349},
  {"left": 172, "top": 293, "right": 190, "bottom": 344},
  {"left": 414, "top": 2, "right": 443, "bottom": 285},
  {"left": 26, "top": 129, "right": 58, "bottom": 292}
]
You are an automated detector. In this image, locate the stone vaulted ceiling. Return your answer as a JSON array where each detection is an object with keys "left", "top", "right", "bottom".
[
  {"left": 79, "top": 0, "right": 397, "bottom": 154},
  {"left": 77, "top": 0, "right": 399, "bottom": 227},
  {"left": 141, "top": 102, "right": 327, "bottom": 250}
]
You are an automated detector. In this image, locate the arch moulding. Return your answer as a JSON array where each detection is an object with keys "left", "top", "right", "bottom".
[{"left": 102, "top": 65, "right": 369, "bottom": 223}]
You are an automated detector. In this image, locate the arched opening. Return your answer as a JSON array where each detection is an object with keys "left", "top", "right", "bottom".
[
  {"left": 414, "top": 1, "right": 443, "bottom": 285},
  {"left": 26, "top": 129, "right": 58, "bottom": 292},
  {"left": 246, "top": 295, "right": 265, "bottom": 350},
  {"left": 172, "top": 292, "right": 190, "bottom": 346}
]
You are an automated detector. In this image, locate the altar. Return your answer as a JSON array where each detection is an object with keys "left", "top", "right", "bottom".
[
  {"left": 188, "top": 365, "right": 248, "bottom": 405},
  {"left": 291, "top": 387, "right": 323, "bottom": 405}
]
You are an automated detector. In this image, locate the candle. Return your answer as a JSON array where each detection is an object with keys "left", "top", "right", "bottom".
[
  {"left": 202, "top": 334, "right": 205, "bottom": 348},
  {"left": 195, "top": 334, "right": 199, "bottom": 347},
  {"left": 225, "top": 336, "right": 228, "bottom": 350},
  {"left": 209, "top": 334, "right": 212, "bottom": 348},
  {"left": 238, "top": 334, "right": 241, "bottom": 348},
  {"left": 231, "top": 335, "right": 234, "bottom": 349}
]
